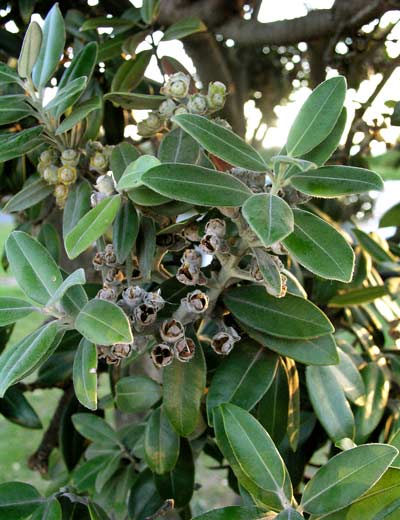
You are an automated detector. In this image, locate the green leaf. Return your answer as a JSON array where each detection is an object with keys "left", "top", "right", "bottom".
[
  {"left": 0, "top": 95, "right": 31, "bottom": 125},
  {"left": 117, "top": 155, "right": 160, "bottom": 191},
  {"left": 58, "top": 42, "right": 98, "bottom": 90},
  {"left": 72, "top": 413, "right": 119, "bottom": 444},
  {"left": 73, "top": 338, "right": 97, "bottom": 411},
  {"left": 328, "top": 349, "right": 365, "bottom": 405},
  {"left": 291, "top": 166, "right": 383, "bottom": 198},
  {"left": 115, "top": 375, "right": 161, "bottom": 413},
  {"left": 207, "top": 340, "right": 278, "bottom": 420},
  {"left": 104, "top": 92, "right": 165, "bottom": 110},
  {"left": 224, "top": 285, "right": 334, "bottom": 339},
  {"left": 18, "top": 21, "right": 42, "bottom": 78},
  {"left": 172, "top": 114, "right": 267, "bottom": 172},
  {"left": 111, "top": 50, "right": 152, "bottom": 92},
  {"left": 328, "top": 285, "right": 388, "bottom": 307},
  {"left": 389, "top": 430, "right": 400, "bottom": 469},
  {"left": 144, "top": 407, "right": 180, "bottom": 474},
  {"left": 252, "top": 248, "right": 283, "bottom": 297},
  {"left": 6, "top": 231, "right": 63, "bottom": 305},
  {"left": 113, "top": 200, "right": 139, "bottom": 263},
  {"left": 32, "top": 4, "right": 66, "bottom": 88},
  {"left": 110, "top": 142, "right": 140, "bottom": 182},
  {"left": 283, "top": 209, "right": 355, "bottom": 282},
  {"left": 0, "top": 126, "right": 44, "bottom": 163},
  {"left": 128, "top": 468, "right": 163, "bottom": 520},
  {"left": 0, "top": 296, "right": 36, "bottom": 326},
  {"left": 46, "top": 76, "right": 87, "bottom": 117},
  {"left": 141, "top": 0, "right": 160, "bottom": 24},
  {"left": 354, "top": 363, "right": 389, "bottom": 443},
  {"left": 137, "top": 216, "right": 156, "bottom": 279},
  {"left": 163, "top": 339, "right": 206, "bottom": 437},
  {"left": 80, "top": 16, "right": 135, "bottom": 31},
  {"left": 158, "top": 127, "right": 201, "bottom": 164},
  {"left": 62, "top": 181, "right": 92, "bottom": 238},
  {"left": 0, "top": 322, "right": 63, "bottom": 397},
  {"left": 65, "top": 195, "right": 121, "bottom": 259},
  {"left": 353, "top": 229, "right": 395, "bottom": 264},
  {"left": 214, "top": 403, "right": 293, "bottom": 510},
  {"left": 73, "top": 455, "right": 113, "bottom": 492},
  {"left": 312, "top": 468, "right": 400, "bottom": 520},
  {"left": 142, "top": 163, "right": 251, "bottom": 207},
  {"left": 162, "top": 17, "right": 207, "bottom": 41},
  {"left": 128, "top": 185, "right": 171, "bottom": 206},
  {"left": 55, "top": 96, "right": 102, "bottom": 135},
  {"left": 0, "top": 481, "right": 42, "bottom": 519},
  {"left": 301, "top": 444, "right": 398, "bottom": 515},
  {"left": 0, "top": 386, "right": 42, "bottom": 429},
  {"left": 245, "top": 327, "right": 339, "bottom": 365},
  {"left": 95, "top": 451, "right": 121, "bottom": 493},
  {"left": 154, "top": 438, "right": 194, "bottom": 508},
  {"left": 242, "top": 193, "right": 294, "bottom": 247},
  {"left": 5, "top": 178, "right": 52, "bottom": 213},
  {"left": 37, "top": 222, "right": 60, "bottom": 263},
  {"left": 276, "top": 509, "right": 304, "bottom": 520},
  {"left": 75, "top": 299, "right": 133, "bottom": 346},
  {"left": 0, "top": 63, "right": 20, "bottom": 84},
  {"left": 31, "top": 498, "right": 61, "bottom": 520},
  {"left": 192, "top": 507, "right": 265, "bottom": 520},
  {"left": 380, "top": 202, "right": 400, "bottom": 228},
  {"left": 306, "top": 365, "right": 354, "bottom": 442},
  {"left": 47, "top": 268, "right": 86, "bottom": 307},
  {"left": 286, "top": 76, "right": 346, "bottom": 157}
]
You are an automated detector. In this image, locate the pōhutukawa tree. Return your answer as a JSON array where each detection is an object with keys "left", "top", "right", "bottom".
[{"left": 0, "top": 2, "right": 400, "bottom": 519}]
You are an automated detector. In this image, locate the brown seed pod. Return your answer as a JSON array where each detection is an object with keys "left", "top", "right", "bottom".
[
  {"left": 122, "top": 286, "right": 144, "bottom": 308},
  {"left": 183, "top": 290, "right": 209, "bottom": 314},
  {"left": 175, "top": 337, "right": 196, "bottom": 362},
  {"left": 134, "top": 304, "right": 157, "bottom": 327},
  {"left": 160, "top": 319, "right": 185, "bottom": 343},
  {"left": 151, "top": 343, "right": 174, "bottom": 368},
  {"left": 92, "top": 252, "right": 105, "bottom": 271},
  {"left": 104, "top": 268, "right": 125, "bottom": 287},
  {"left": 111, "top": 343, "right": 132, "bottom": 359},
  {"left": 96, "top": 287, "right": 117, "bottom": 301},
  {"left": 143, "top": 290, "right": 165, "bottom": 311},
  {"left": 103, "top": 244, "right": 117, "bottom": 266},
  {"left": 205, "top": 218, "right": 226, "bottom": 238},
  {"left": 211, "top": 327, "right": 241, "bottom": 355}
]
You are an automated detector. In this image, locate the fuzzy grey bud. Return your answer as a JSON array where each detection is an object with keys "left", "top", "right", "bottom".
[
  {"left": 95, "top": 173, "right": 115, "bottom": 196},
  {"left": 43, "top": 165, "right": 59, "bottom": 185},
  {"left": 137, "top": 112, "right": 164, "bottom": 137},
  {"left": 187, "top": 94, "right": 208, "bottom": 114},
  {"left": 207, "top": 81, "right": 227, "bottom": 110},
  {"left": 161, "top": 72, "right": 190, "bottom": 99},
  {"left": 96, "top": 287, "right": 117, "bottom": 301},
  {"left": 159, "top": 98, "right": 176, "bottom": 118},
  {"left": 61, "top": 149, "right": 80, "bottom": 167}
]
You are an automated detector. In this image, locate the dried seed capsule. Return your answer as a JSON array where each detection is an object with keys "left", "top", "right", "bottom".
[
  {"left": 270, "top": 242, "right": 287, "bottom": 255},
  {"left": 205, "top": 218, "right": 226, "bottom": 238},
  {"left": 104, "top": 244, "right": 117, "bottom": 266},
  {"left": 58, "top": 165, "right": 77, "bottom": 185},
  {"left": 92, "top": 252, "right": 105, "bottom": 270},
  {"left": 182, "top": 290, "right": 209, "bottom": 314},
  {"left": 143, "top": 290, "right": 165, "bottom": 311},
  {"left": 96, "top": 287, "right": 117, "bottom": 301},
  {"left": 182, "top": 223, "right": 200, "bottom": 242},
  {"left": 160, "top": 319, "right": 185, "bottom": 343},
  {"left": 161, "top": 72, "right": 190, "bottom": 99},
  {"left": 111, "top": 343, "right": 132, "bottom": 359},
  {"left": 159, "top": 98, "right": 176, "bottom": 118},
  {"left": 207, "top": 81, "right": 227, "bottom": 110},
  {"left": 104, "top": 268, "right": 125, "bottom": 287},
  {"left": 175, "top": 337, "right": 195, "bottom": 362},
  {"left": 200, "top": 234, "right": 223, "bottom": 254},
  {"left": 181, "top": 249, "right": 202, "bottom": 267},
  {"left": 134, "top": 303, "right": 157, "bottom": 327},
  {"left": 151, "top": 343, "right": 174, "bottom": 368},
  {"left": 90, "top": 151, "right": 108, "bottom": 173},
  {"left": 122, "top": 285, "right": 144, "bottom": 307},
  {"left": 187, "top": 94, "right": 208, "bottom": 114},
  {"left": 95, "top": 173, "right": 115, "bottom": 196},
  {"left": 61, "top": 149, "right": 80, "bottom": 167},
  {"left": 43, "top": 164, "right": 59, "bottom": 185},
  {"left": 176, "top": 264, "right": 207, "bottom": 286},
  {"left": 211, "top": 327, "right": 241, "bottom": 355}
]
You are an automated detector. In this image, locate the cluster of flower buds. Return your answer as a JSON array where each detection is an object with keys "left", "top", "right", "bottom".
[
  {"left": 38, "top": 147, "right": 80, "bottom": 208},
  {"left": 98, "top": 342, "right": 133, "bottom": 365},
  {"left": 151, "top": 318, "right": 196, "bottom": 367},
  {"left": 250, "top": 253, "right": 288, "bottom": 298},
  {"left": 211, "top": 326, "right": 241, "bottom": 355},
  {"left": 138, "top": 73, "right": 227, "bottom": 137},
  {"left": 176, "top": 249, "right": 207, "bottom": 286},
  {"left": 118, "top": 285, "right": 165, "bottom": 332},
  {"left": 200, "top": 218, "right": 229, "bottom": 255}
]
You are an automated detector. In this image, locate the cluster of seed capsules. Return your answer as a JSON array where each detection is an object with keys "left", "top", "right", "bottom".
[
  {"left": 37, "top": 141, "right": 113, "bottom": 208},
  {"left": 138, "top": 72, "right": 227, "bottom": 137}
]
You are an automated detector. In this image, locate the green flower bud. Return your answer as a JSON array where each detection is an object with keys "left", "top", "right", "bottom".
[
  {"left": 40, "top": 148, "right": 58, "bottom": 165},
  {"left": 90, "top": 151, "right": 108, "bottom": 173},
  {"left": 187, "top": 94, "right": 208, "bottom": 114},
  {"left": 61, "top": 149, "right": 80, "bottom": 167},
  {"left": 159, "top": 99, "right": 176, "bottom": 118},
  {"left": 161, "top": 72, "right": 190, "bottom": 99},
  {"left": 174, "top": 105, "right": 188, "bottom": 116},
  {"left": 58, "top": 165, "right": 77, "bottom": 185},
  {"left": 43, "top": 165, "right": 59, "bottom": 185},
  {"left": 95, "top": 173, "right": 115, "bottom": 195},
  {"left": 137, "top": 112, "right": 164, "bottom": 137},
  {"left": 207, "top": 81, "right": 227, "bottom": 110},
  {"left": 54, "top": 183, "right": 69, "bottom": 208}
]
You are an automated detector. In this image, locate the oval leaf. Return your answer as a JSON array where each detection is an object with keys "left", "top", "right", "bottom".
[
  {"left": 73, "top": 338, "right": 97, "bottom": 411},
  {"left": 0, "top": 296, "right": 36, "bottom": 326},
  {"left": 144, "top": 407, "right": 180, "bottom": 474},
  {"left": 0, "top": 481, "right": 42, "bottom": 519},
  {"left": 115, "top": 375, "right": 162, "bottom": 413}
]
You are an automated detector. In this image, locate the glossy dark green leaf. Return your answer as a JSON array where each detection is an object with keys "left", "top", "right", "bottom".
[
  {"left": 128, "top": 468, "right": 163, "bottom": 520},
  {"left": 328, "top": 285, "right": 388, "bottom": 307},
  {"left": 158, "top": 127, "right": 201, "bottom": 164},
  {"left": 0, "top": 63, "right": 20, "bottom": 84},
  {"left": 328, "top": 349, "right": 365, "bottom": 405},
  {"left": 163, "top": 340, "right": 206, "bottom": 437},
  {"left": 224, "top": 285, "right": 334, "bottom": 339},
  {"left": 192, "top": 507, "right": 265, "bottom": 520},
  {"left": 6, "top": 231, "right": 63, "bottom": 305},
  {"left": 276, "top": 509, "right": 304, "bottom": 519},
  {"left": 65, "top": 195, "right": 121, "bottom": 259},
  {"left": 56, "top": 96, "right": 102, "bottom": 135},
  {"left": 58, "top": 42, "right": 98, "bottom": 90},
  {"left": 242, "top": 193, "right": 294, "bottom": 247},
  {"left": 46, "top": 76, "right": 87, "bottom": 119},
  {"left": 18, "top": 21, "right": 42, "bottom": 78},
  {"left": 80, "top": 16, "right": 135, "bottom": 31},
  {"left": 117, "top": 155, "right": 160, "bottom": 191},
  {"left": 301, "top": 444, "right": 397, "bottom": 515},
  {"left": 104, "top": 92, "right": 165, "bottom": 110},
  {"left": 32, "top": 4, "right": 65, "bottom": 87},
  {"left": 62, "top": 181, "right": 91, "bottom": 238},
  {"left": 0, "top": 126, "right": 44, "bottom": 163},
  {"left": 172, "top": 114, "right": 267, "bottom": 171},
  {"left": 0, "top": 386, "right": 42, "bottom": 429},
  {"left": 37, "top": 222, "right": 60, "bottom": 263},
  {"left": 115, "top": 375, "right": 161, "bottom": 413},
  {"left": 73, "top": 455, "right": 112, "bottom": 492},
  {"left": 144, "top": 407, "right": 180, "bottom": 474},
  {"left": 286, "top": 76, "right": 346, "bottom": 157},
  {"left": 37, "top": 330, "right": 79, "bottom": 385},
  {"left": 75, "top": 299, "right": 133, "bottom": 346},
  {"left": 137, "top": 216, "right": 156, "bottom": 279},
  {"left": 127, "top": 185, "right": 171, "bottom": 206},
  {"left": 72, "top": 413, "right": 119, "bottom": 444},
  {"left": 162, "top": 17, "right": 206, "bottom": 40},
  {"left": 154, "top": 438, "right": 194, "bottom": 508},
  {"left": 0, "top": 296, "right": 36, "bottom": 326},
  {"left": 353, "top": 229, "right": 395, "bottom": 264},
  {"left": 111, "top": 51, "right": 152, "bottom": 92},
  {"left": 306, "top": 365, "right": 354, "bottom": 442},
  {"left": 113, "top": 200, "right": 139, "bottom": 263},
  {"left": 142, "top": 163, "right": 251, "bottom": 207},
  {"left": 0, "top": 322, "right": 63, "bottom": 397},
  {"left": 354, "top": 363, "right": 389, "bottom": 443},
  {"left": 110, "top": 142, "right": 140, "bottom": 182},
  {"left": 0, "top": 95, "right": 31, "bottom": 125},
  {"left": 73, "top": 338, "right": 97, "bottom": 411},
  {"left": 291, "top": 166, "right": 383, "bottom": 198},
  {"left": 380, "top": 202, "right": 400, "bottom": 228},
  {"left": 0, "top": 481, "right": 42, "bottom": 519},
  {"left": 141, "top": 0, "right": 160, "bottom": 24},
  {"left": 207, "top": 339, "right": 278, "bottom": 420},
  {"left": 31, "top": 497, "right": 61, "bottom": 520},
  {"left": 214, "top": 403, "right": 293, "bottom": 510},
  {"left": 95, "top": 451, "right": 121, "bottom": 493},
  {"left": 283, "top": 209, "right": 355, "bottom": 282}
]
